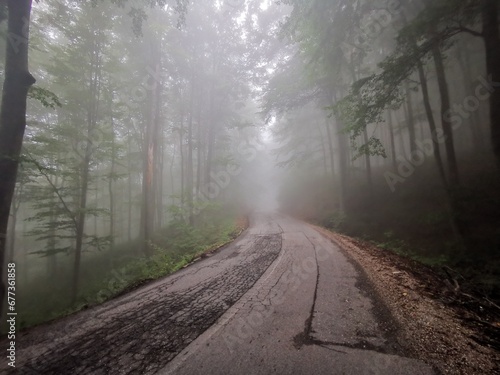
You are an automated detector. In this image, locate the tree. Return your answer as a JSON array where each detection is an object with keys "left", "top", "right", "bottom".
[
  {"left": 0, "top": 0, "right": 36, "bottom": 307},
  {"left": 0, "top": 0, "right": 189, "bottom": 312}
]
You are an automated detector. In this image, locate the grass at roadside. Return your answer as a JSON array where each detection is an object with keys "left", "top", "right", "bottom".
[{"left": 15, "top": 214, "right": 248, "bottom": 331}]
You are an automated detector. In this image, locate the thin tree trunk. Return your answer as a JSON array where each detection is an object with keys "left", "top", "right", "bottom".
[
  {"left": 417, "top": 59, "right": 464, "bottom": 246},
  {"left": 432, "top": 44, "right": 460, "bottom": 187},
  {"left": 186, "top": 80, "right": 195, "bottom": 224},
  {"left": 127, "top": 128, "right": 133, "bottom": 243},
  {"left": 47, "top": 180, "right": 58, "bottom": 276},
  {"left": 152, "top": 64, "right": 162, "bottom": 230},
  {"left": 397, "top": 109, "right": 407, "bottom": 157},
  {"left": 417, "top": 61, "right": 447, "bottom": 187},
  {"left": 94, "top": 180, "right": 98, "bottom": 236},
  {"left": 317, "top": 122, "right": 328, "bottom": 176},
  {"left": 457, "top": 42, "right": 484, "bottom": 151},
  {"left": 196, "top": 100, "right": 203, "bottom": 196},
  {"left": 323, "top": 118, "right": 336, "bottom": 178},
  {"left": 140, "top": 57, "right": 160, "bottom": 255},
  {"left": 0, "top": 0, "right": 36, "bottom": 307},
  {"left": 405, "top": 81, "right": 417, "bottom": 156},
  {"left": 326, "top": 87, "right": 349, "bottom": 214},
  {"left": 72, "top": 135, "right": 93, "bottom": 303},
  {"left": 179, "top": 113, "right": 185, "bottom": 209},
  {"left": 363, "top": 128, "right": 373, "bottom": 194},
  {"left": 387, "top": 111, "right": 397, "bottom": 171},
  {"left": 330, "top": 90, "right": 348, "bottom": 214},
  {"left": 109, "top": 114, "right": 116, "bottom": 250},
  {"left": 169, "top": 142, "right": 177, "bottom": 199},
  {"left": 156, "top": 134, "right": 164, "bottom": 229},
  {"left": 72, "top": 28, "right": 102, "bottom": 302}
]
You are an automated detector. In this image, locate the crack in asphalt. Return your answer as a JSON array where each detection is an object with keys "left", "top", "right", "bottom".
[
  {"left": 294, "top": 232, "right": 397, "bottom": 356},
  {"left": 17, "top": 234, "right": 282, "bottom": 375},
  {"left": 292, "top": 233, "right": 321, "bottom": 351}
]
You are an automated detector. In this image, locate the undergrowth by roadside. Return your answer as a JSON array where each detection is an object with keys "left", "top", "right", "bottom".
[
  {"left": 14, "top": 213, "right": 248, "bottom": 331},
  {"left": 320, "top": 213, "right": 500, "bottom": 303}
]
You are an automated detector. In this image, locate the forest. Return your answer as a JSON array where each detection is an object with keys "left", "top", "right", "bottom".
[{"left": 0, "top": 0, "right": 499, "bottom": 333}]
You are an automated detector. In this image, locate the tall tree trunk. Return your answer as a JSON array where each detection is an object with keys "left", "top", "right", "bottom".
[
  {"left": 335, "top": 117, "right": 348, "bottom": 214},
  {"left": 323, "top": 118, "right": 336, "bottom": 178},
  {"left": 127, "top": 127, "right": 133, "bottom": 243},
  {"left": 329, "top": 89, "right": 348, "bottom": 214},
  {"left": 432, "top": 44, "right": 460, "bottom": 187},
  {"left": 404, "top": 81, "right": 417, "bottom": 156},
  {"left": 397, "top": 109, "right": 407, "bottom": 157},
  {"left": 417, "top": 59, "right": 465, "bottom": 245},
  {"left": 179, "top": 113, "right": 185, "bottom": 209},
  {"left": 387, "top": 111, "right": 397, "bottom": 171},
  {"left": 482, "top": 0, "right": 500, "bottom": 171},
  {"left": 156, "top": 133, "right": 164, "bottom": 229},
  {"left": 93, "top": 180, "right": 98, "bottom": 236},
  {"left": 196, "top": 99, "right": 203, "bottom": 196},
  {"left": 417, "top": 61, "right": 447, "bottom": 187},
  {"left": 72, "top": 135, "right": 93, "bottom": 304},
  {"left": 187, "top": 97, "right": 194, "bottom": 225},
  {"left": 362, "top": 128, "right": 373, "bottom": 194},
  {"left": 152, "top": 64, "right": 162, "bottom": 230},
  {"left": 317, "top": 121, "right": 328, "bottom": 176},
  {"left": 47, "top": 185, "right": 58, "bottom": 276},
  {"left": 6, "top": 187, "right": 19, "bottom": 264},
  {"left": 0, "top": 0, "right": 35, "bottom": 307},
  {"left": 140, "top": 52, "right": 161, "bottom": 254},
  {"left": 73, "top": 29, "right": 102, "bottom": 302},
  {"left": 169, "top": 142, "right": 177, "bottom": 202},
  {"left": 140, "top": 91, "right": 155, "bottom": 255},
  {"left": 109, "top": 114, "right": 116, "bottom": 250},
  {"left": 456, "top": 41, "right": 484, "bottom": 151}
]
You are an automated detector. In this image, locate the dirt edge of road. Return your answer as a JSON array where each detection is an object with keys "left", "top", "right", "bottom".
[{"left": 311, "top": 225, "right": 499, "bottom": 375}]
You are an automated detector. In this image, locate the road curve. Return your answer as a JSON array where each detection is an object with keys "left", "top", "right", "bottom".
[{"left": 3, "top": 213, "right": 435, "bottom": 374}]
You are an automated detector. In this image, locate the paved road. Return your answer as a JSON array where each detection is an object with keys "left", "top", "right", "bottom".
[{"left": 4, "top": 213, "right": 435, "bottom": 374}]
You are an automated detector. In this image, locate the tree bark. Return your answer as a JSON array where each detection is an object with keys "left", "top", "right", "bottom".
[
  {"left": 72, "top": 25, "right": 103, "bottom": 303},
  {"left": 179, "top": 111, "right": 185, "bottom": 209},
  {"left": 386, "top": 110, "right": 397, "bottom": 171},
  {"left": 127, "top": 127, "right": 133, "bottom": 243},
  {"left": 432, "top": 44, "right": 460, "bottom": 187},
  {"left": 323, "top": 118, "right": 336, "bottom": 178},
  {"left": 417, "top": 59, "right": 465, "bottom": 244},
  {"left": 417, "top": 61, "right": 448, "bottom": 187},
  {"left": 187, "top": 99, "right": 194, "bottom": 224},
  {"left": 404, "top": 81, "right": 417, "bottom": 156},
  {"left": 0, "top": 0, "right": 35, "bottom": 307},
  {"left": 6, "top": 187, "right": 19, "bottom": 264},
  {"left": 456, "top": 41, "right": 484, "bottom": 151},
  {"left": 109, "top": 112, "right": 116, "bottom": 250},
  {"left": 362, "top": 127, "right": 373, "bottom": 195},
  {"left": 481, "top": 0, "right": 500, "bottom": 171},
  {"left": 72, "top": 132, "right": 93, "bottom": 303}
]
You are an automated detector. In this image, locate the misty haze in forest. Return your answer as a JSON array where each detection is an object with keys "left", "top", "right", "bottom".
[{"left": 0, "top": 0, "right": 499, "bottom": 335}]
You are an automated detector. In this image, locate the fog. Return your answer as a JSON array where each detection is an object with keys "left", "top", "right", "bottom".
[{"left": 0, "top": 0, "right": 499, "bottom": 328}]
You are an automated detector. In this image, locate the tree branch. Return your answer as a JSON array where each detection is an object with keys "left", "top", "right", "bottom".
[{"left": 25, "top": 151, "right": 78, "bottom": 230}]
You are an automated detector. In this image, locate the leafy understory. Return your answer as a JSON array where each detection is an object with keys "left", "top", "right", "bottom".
[{"left": 16, "top": 211, "right": 247, "bottom": 330}]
